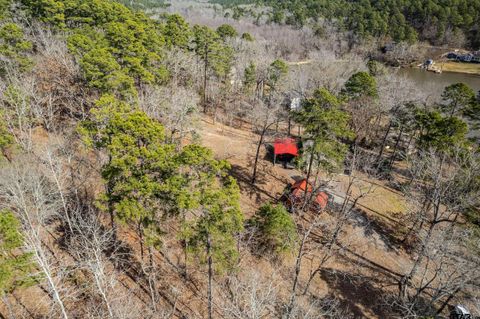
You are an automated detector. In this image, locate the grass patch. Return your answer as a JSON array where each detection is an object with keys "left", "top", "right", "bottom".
[
  {"left": 359, "top": 186, "right": 407, "bottom": 217},
  {"left": 438, "top": 61, "right": 480, "bottom": 75}
]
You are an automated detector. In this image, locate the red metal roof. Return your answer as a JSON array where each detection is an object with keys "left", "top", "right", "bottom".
[
  {"left": 315, "top": 192, "right": 329, "bottom": 210},
  {"left": 290, "top": 179, "right": 329, "bottom": 210},
  {"left": 291, "top": 179, "right": 312, "bottom": 192},
  {"left": 274, "top": 138, "right": 299, "bottom": 156}
]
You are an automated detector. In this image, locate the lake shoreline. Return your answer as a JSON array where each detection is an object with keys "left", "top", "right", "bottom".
[
  {"left": 412, "top": 61, "right": 480, "bottom": 76},
  {"left": 398, "top": 67, "right": 480, "bottom": 94}
]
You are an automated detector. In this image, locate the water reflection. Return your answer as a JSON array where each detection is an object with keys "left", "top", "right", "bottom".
[{"left": 397, "top": 68, "right": 480, "bottom": 101}]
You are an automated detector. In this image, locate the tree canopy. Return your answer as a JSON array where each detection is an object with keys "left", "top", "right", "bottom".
[
  {"left": 0, "top": 210, "right": 37, "bottom": 295},
  {"left": 249, "top": 203, "right": 297, "bottom": 255},
  {"left": 342, "top": 71, "right": 378, "bottom": 100},
  {"left": 293, "top": 88, "right": 354, "bottom": 172},
  {"left": 212, "top": 0, "right": 480, "bottom": 48},
  {"left": 415, "top": 109, "right": 469, "bottom": 152}
]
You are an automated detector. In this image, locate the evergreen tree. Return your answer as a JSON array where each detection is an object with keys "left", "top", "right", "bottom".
[
  {"left": 0, "top": 210, "right": 37, "bottom": 296},
  {"left": 441, "top": 83, "right": 476, "bottom": 117},
  {"left": 241, "top": 32, "right": 254, "bottom": 41},
  {"left": 342, "top": 71, "right": 378, "bottom": 100},
  {"left": 193, "top": 25, "right": 233, "bottom": 112},
  {"left": 218, "top": 0, "right": 480, "bottom": 48},
  {"left": 293, "top": 88, "right": 354, "bottom": 173},
  {"left": 243, "top": 62, "right": 256, "bottom": 92},
  {"left": 21, "top": 0, "right": 66, "bottom": 27},
  {"left": 0, "top": 0, "right": 12, "bottom": 19},
  {"left": 250, "top": 203, "right": 297, "bottom": 255},
  {"left": 181, "top": 160, "right": 243, "bottom": 319},
  {"left": 267, "top": 59, "right": 288, "bottom": 88},
  {"left": 367, "top": 60, "right": 385, "bottom": 76},
  {"left": 415, "top": 109, "right": 469, "bottom": 152},
  {"left": 0, "top": 112, "right": 13, "bottom": 160},
  {"left": 0, "top": 23, "right": 33, "bottom": 73},
  {"left": 163, "top": 14, "right": 192, "bottom": 49},
  {"left": 79, "top": 95, "right": 177, "bottom": 251},
  {"left": 80, "top": 48, "right": 136, "bottom": 98},
  {"left": 216, "top": 24, "right": 238, "bottom": 40}
]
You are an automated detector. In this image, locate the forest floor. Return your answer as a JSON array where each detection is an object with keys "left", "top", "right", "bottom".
[
  {"left": 197, "top": 116, "right": 414, "bottom": 318},
  {"left": 4, "top": 118, "right": 417, "bottom": 319}
]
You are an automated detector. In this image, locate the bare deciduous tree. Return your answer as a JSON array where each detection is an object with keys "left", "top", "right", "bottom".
[
  {"left": 220, "top": 270, "right": 280, "bottom": 319},
  {"left": 139, "top": 85, "right": 199, "bottom": 145},
  {"left": 0, "top": 158, "right": 72, "bottom": 319},
  {"left": 399, "top": 148, "right": 480, "bottom": 307}
]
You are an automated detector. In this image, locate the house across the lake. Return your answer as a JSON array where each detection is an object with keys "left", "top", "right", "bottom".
[{"left": 446, "top": 51, "right": 480, "bottom": 63}]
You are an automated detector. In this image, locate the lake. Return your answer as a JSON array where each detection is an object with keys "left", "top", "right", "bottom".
[{"left": 398, "top": 68, "right": 480, "bottom": 99}]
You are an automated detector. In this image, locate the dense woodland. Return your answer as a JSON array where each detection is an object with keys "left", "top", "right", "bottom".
[
  {"left": 0, "top": 0, "right": 480, "bottom": 318},
  {"left": 213, "top": 0, "right": 480, "bottom": 49}
]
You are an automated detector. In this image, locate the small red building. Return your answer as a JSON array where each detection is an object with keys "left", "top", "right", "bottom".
[
  {"left": 283, "top": 179, "right": 330, "bottom": 213},
  {"left": 273, "top": 138, "right": 299, "bottom": 167},
  {"left": 274, "top": 138, "right": 299, "bottom": 157}
]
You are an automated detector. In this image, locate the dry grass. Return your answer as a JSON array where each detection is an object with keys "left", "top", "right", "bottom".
[
  {"left": 360, "top": 185, "right": 406, "bottom": 216},
  {"left": 333, "top": 174, "right": 407, "bottom": 218},
  {"left": 438, "top": 61, "right": 480, "bottom": 75}
]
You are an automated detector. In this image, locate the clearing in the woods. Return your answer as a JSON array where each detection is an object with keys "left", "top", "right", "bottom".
[{"left": 198, "top": 117, "right": 412, "bottom": 318}]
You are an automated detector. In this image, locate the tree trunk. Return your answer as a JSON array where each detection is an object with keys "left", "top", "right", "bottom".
[
  {"left": 207, "top": 234, "right": 213, "bottom": 319},
  {"left": 286, "top": 231, "right": 308, "bottom": 319},
  {"left": 183, "top": 212, "right": 188, "bottom": 278},
  {"left": 44, "top": 263, "right": 69, "bottom": 319},
  {"left": 203, "top": 48, "right": 208, "bottom": 113},
  {"left": 138, "top": 221, "right": 144, "bottom": 261},
  {"left": 400, "top": 154, "right": 447, "bottom": 299},
  {"left": 148, "top": 246, "right": 157, "bottom": 312},
  {"left": 401, "top": 213, "right": 421, "bottom": 244},
  {"left": 287, "top": 116, "right": 291, "bottom": 136},
  {"left": 304, "top": 161, "right": 321, "bottom": 214},
  {"left": 107, "top": 178, "right": 117, "bottom": 243},
  {"left": 251, "top": 126, "right": 266, "bottom": 184},
  {"left": 399, "top": 212, "right": 435, "bottom": 299},
  {"left": 183, "top": 240, "right": 188, "bottom": 278},
  {"left": 302, "top": 233, "right": 338, "bottom": 296},
  {"left": 301, "top": 151, "right": 315, "bottom": 212},
  {"left": 389, "top": 125, "right": 404, "bottom": 169},
  {"left": 436, "top": 288, "right": 460, "bottom": 316},
  {"left": 373, "top": 114, "right": 384, "bottom": 142},
  {"left": 376, "top": 122, "right": 392, "bottom": 164}
]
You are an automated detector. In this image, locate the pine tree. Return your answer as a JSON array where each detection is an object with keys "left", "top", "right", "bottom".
[
  {"left": 0, "top": 23, "right": 33, "bottom": 73},
  {"left": 415, "top": 109, "right": 469, "bottom": 152},
  {"left": 0, "top": 210, "right": 37, "bottom": 296},
  {"left": 79, "top": 95, "right": 177, "bottom": 252},
  {"left": 193, "top": 25, "right": 233, "bottom": 112},
  {"left": 441, "top": 83, "right": 476, "bottom": 117},
  {"left": 216, "top": 24, "right": 238, "bottom": 40},
  {"left": 243, "top": 62, "right": 256, "bottom": 92},
  {"left": 80, "top": 48, "right": 136, "bottom": 98},
  {"left": 267, "top": 59, "right": 288, "bottom": 89},
  {"left": 180, "top": 147, "right": 243, "bottom": 319},
  {"left": 163, "top": 14, "right": 192, "bottom": 49},
  {"left": 342, "top": 71, "right": 378, "bottom": 100},
  {"left": 249, "top": 203, "right": 297, "bottom": 255},
  {"left": 293, "top": 88, "right": 354, "bottom": 173},
  {"left": 293, "top": 88, "right": 353, "bottom": 212},
  {"left": 241, "top": 32, "right": 254, "bottom": 41},
  {"left": 0, "top": 112, "right": 13, "bottom": 160}
]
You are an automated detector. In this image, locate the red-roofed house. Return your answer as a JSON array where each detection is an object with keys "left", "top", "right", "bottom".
[
  {"left": 273, "top": 138, "right": 299, "bottom": 167},
  {"left": 282, "top": 179, "right": 330, "bottom": 213}
]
